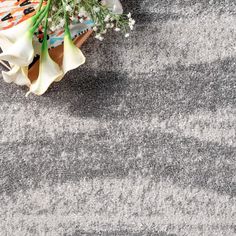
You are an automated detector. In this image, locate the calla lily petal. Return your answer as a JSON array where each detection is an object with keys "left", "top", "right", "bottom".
[
  {"left": 62, "top": 34, "right": 86, "bottom": 74},
  {"left": 102, "top": 0, "right": 123, "bottom": 14},
  {"left": 0, "top": 31, "right": 34, "bottom": 66},
  {"left": 28, "top": 50, "right": 63, "bottom": 96},
  {"left": 0, "top": 17, "right": 35, "bottom": 43},
  {"left": 0, "top": 36, "right": 12, "bottom": 50},
  {"left": 2, "top": 65, "right": 30, "bottom": 86}
]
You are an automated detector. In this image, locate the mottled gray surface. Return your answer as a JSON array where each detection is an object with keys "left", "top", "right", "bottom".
[{"left": 0, "top": 0, "right": 236, "bottom": 235}]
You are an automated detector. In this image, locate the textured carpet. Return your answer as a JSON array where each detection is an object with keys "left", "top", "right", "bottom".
[{"left": 0, "top": 0, "right": 236, "bottom": 235}]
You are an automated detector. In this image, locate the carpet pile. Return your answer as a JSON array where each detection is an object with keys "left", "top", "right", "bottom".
[{"left": 0, "top": 0, "right": 235, "bottom": 235}]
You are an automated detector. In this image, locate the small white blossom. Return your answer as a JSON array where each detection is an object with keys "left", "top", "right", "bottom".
[
  {"left": 50, "top": 25, "right": 56, "bottom": 31},
  {"left": 66, "top": 5, "right": 72, "bottom": 11},
  {"left": 124, "top": 33, "right": 130, "bottom": 38},
  {"left": 101, "top": 0, "right": 106, "bottom": 6},
  {"left": 129, "top": 19, "right": 135, "bottom": 25},
  {"left": 93, "top": 6, "right": 100, "bottom": 12},
  {"left": 59, "top": 19, "right": 65, "bottom": 27},
  {"left": 95, "top": 34, "right": 104, "bottom": 41},
  {"left": 128, "top": 18, "right": 135, "bottom": 30},
  {"left": 78, "top": 7, "right": 87, "bottom": 17},
  {"left": 127, "top": 12, "right": 132, "bottom": 18},
  {"left": 56, "top": 24, "right": 62, "bottom": 30},
  {"left": 105, "top": 23, "right": 111, "bottom": 28},
  {"left": 95, "top": 34, "right": 101, "bottom": 39},
  {"left": 93, "top": 26, "right": 98, "bottom": 31},
  {"left": 101, "top": 29, "right": 107, "bottom": 34},
  {"left": 104, "top": 14, "right": 110, "bottom": 22},
  {"left": 114, "top": 27, "right": 121, "bottom": 32}
]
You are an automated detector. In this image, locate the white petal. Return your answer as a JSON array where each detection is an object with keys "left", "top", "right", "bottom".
[
  {"left": 0, "top": 18, "right": 34, "bottom": 43},
  {"left": 103, "top": 0, "right": 123, "bottom": 14},
  {"left": 2, "top": 65, "right": 30, "bottom": 86},
  {"left": 62, "top": 35, "right": 86, "bottom": 74},
  {"left": 29, "top": 51, "right": 63, "bottom": 95},
  {"left": 0, "top": 36, "right": 12, "bottom": 50},
  {"left": 0, "top": 32, "right": 34, "bottom": 66}
]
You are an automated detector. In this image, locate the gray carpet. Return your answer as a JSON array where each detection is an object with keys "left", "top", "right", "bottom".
[{"left": 0, "top": 0, "right": 236, "bottom": 235}]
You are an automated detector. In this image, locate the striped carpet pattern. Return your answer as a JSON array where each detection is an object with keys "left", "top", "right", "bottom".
[{"left": 0, "top": 1, "right": 236, "bottom": 235}]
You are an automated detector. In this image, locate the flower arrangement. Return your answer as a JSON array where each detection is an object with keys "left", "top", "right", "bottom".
[{"left": 0, "top": 0, "right": 135, "bottom": 95}]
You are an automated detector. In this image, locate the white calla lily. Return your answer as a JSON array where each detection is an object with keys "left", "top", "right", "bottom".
[
  {"left": 2, "top": 65, "right": 31, "bottom": 86},
  {"left": 102, "top": 0, "right": 123, "bottom": 14},
  {"left": 0, "top": 8, "right": 46, "bottom": 66},
  {"left": 0, "top": 18, "right": 35, "bottom": 43},
  {"left": 28, "top": 47, "right": 63, "bottom": 96},
  {"left": 54, "top": 30, "right": 86, "bottom": 83},
  {"left": 62, "top": 33, "right": 86, "bottom": 74},
  {"left": 0, "top": 35, "right": 12, "bottom": 51},
  {"left": 0, "top": 31, "right": 34, "bottom": 66},
  {"left": 0, "top": 6, "right": 46, "bottom": 43}
]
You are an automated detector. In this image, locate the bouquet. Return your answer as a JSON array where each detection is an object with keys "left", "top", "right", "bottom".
[{"left": 0, "top": 0, "right": 135, "bottom": 95}]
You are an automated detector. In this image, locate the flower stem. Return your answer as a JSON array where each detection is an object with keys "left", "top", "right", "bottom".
[
  {"left": 30, "top": 0, "right": 52, "bottom": 34},
  {"left": 38, "top": 0, "right": 44, "bottom": 12},
  {"left": 41, "top": 0, "right": 52, "bottom": 53},
  {"left": 61, "top": 0, "right": 72, "bottom": 40}
]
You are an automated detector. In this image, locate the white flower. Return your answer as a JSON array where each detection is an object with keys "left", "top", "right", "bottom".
[
  {"left": 127, "top": 12, "right": 132, "bottom": 18},
  {"left": 93, "top": 6, "right": 100, "bottom": 13},
  {"left": 66, "top": 5, "right": 72, "bottom": 11},
  {"left": 50, "top": 25, "right": 56, "bottom": 31},
  {"left": 0, "top": 31, "right": 34, "bottom": 66},
  {"left": 114, "top": 27, "right": 121, "bottom": 32},
  {"left": 2, "top": 65, "right": 30, "bottom": 86},
  {"left": 93, "top": 26, "right": 98, "bottom": 31},
  {"left": 95, "top": 34, "right": 104, "bottom": 41},
  {"left": 129, "top": 19, "right": 135, "bottom": 26},
  {"left": 101, "top": 0, "right": 106, "bottom": 6},
  {"left": 59, "top": 19, "right": 65, "bottom": 27},
  {"left": 105, "top": 23, "right": 111, "bottom": 29},
  {"left": 62, "top": 34, "right": 86, "bottom": 74},
  {"left": 95, "top": 34, "right": 101, "bottom": 39},
  {"left": 101, "top": 29, "right": 107, "bottom": 34},
  {"left": 0, "top": 17, "right": 34, "bottom": 43},
  {"left": 102, "top": 0, "right": 123, "bottom": 14},
  {"left": 28, "top": 49, "right": 63, "bottom": 96},
  {"left": 0, "top": 18, "right": 36, "bottom": 65},
  {"left": 104, "top": 14, "right": 110, "bottom": 22},
  {"left": 0, "top": 36, "right": 12, "bottom": 51},
  {"left": 78, "top": 7, "right": 87, "bottom": 17},
  {"left": 124, "top": 33, "right": 130, "bottom": 38}
]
